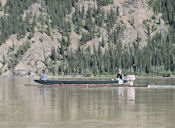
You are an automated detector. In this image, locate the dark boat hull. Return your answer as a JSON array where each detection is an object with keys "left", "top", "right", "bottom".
[
  {"left": 31, "top": 80, "right": 148, "bottom": 88},
  {"left": 34, "top": 80, "right": 119, "bottom": 85}
]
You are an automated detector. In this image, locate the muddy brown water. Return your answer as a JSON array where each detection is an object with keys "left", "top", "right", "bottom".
[{"left": 0, "top": 78, "right": 175, "bottom": 128}]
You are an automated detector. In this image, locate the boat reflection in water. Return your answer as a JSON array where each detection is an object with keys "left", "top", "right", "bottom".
[
  {"left": 118, "top": 87, "right": 135, "bottom": 101},
  {"left": 39, "top": 88, "right": 47, "bottom": 105},
  {"left": 117, "top": 87, "right": 136, "bottom": 113},
  {"left": 127, "top": 88, "right": 135, "bottom": 102},
  {"left": 0, "top": 78, "right": 175, "bottom": 128}
]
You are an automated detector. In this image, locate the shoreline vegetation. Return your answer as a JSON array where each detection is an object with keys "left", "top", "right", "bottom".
[
  {"left": 45, "top": 70, "right": 174, "bottom": 79},
  {"left": 49, "top": 75, "right": 175, "bottom": 79},
  {"left": 0, "top": 73, "right": 174, "bottom": 79}
]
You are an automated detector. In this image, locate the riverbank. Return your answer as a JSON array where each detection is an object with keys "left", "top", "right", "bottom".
[
  {"left": 1, "top": 74, "right": 174, "bottom": 80},
  {"left": 136, "top": 75, "right": 175, "bottom": 79}
]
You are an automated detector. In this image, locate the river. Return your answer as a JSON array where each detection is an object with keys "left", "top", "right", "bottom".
[{"left": 0, "top": 78, "right": 175, "bottom": 128}]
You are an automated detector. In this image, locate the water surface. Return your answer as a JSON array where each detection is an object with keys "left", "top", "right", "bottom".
[{"left": 0, "top": 78, "right": 175, "bottom": 128}]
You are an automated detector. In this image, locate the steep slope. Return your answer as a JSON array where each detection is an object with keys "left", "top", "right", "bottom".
[
  {"left": 0, "top": 0, "right": 173, "bottom": 77},
  {"left": 114, "top": 0, "right": 167, "bottom": 46},
  {"left": 0, "top": 0, "right": 6, "bottom": 6}
]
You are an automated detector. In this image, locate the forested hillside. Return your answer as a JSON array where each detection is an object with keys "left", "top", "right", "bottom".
[{"left": 0, "top": 0, "right": 174, "bottom": 77}]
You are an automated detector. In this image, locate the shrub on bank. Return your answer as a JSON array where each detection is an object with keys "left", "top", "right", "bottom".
[{"left": 158, "top": 70, "right": 172, "bottom": 77}]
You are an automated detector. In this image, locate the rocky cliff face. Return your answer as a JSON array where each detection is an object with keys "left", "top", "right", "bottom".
[{"left": 0, "top": 0, "right": 167, "bottom": 77}]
